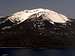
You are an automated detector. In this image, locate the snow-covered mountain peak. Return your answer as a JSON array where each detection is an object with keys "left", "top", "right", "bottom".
[{"left": 7, "top": 8, "right": 70, "bottom": 24}]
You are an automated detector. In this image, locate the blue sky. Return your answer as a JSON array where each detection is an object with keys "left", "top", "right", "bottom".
[{"left": 0, "top": 0, "right": 75, "bottom": 18}]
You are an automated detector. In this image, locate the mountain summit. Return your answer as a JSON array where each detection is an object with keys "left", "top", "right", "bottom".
[
  {"left": 0, "top": 8, "right": 74, "bottom": 47},
  {"left": 7, "top": 8, "right": 70, "bottom": 24}
]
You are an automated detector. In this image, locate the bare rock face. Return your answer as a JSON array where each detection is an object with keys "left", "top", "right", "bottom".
[{"left": 0, "top": 15, "right": 74, "bottom": 48}]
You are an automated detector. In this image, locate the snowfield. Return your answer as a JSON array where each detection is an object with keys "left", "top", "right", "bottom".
[{"left": 7, "top": 8, "right": 70, "bottom": 24}]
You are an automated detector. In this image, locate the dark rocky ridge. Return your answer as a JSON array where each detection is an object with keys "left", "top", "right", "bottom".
[{"left": 0, "top": 16, "right": 75, "bottom": 47}]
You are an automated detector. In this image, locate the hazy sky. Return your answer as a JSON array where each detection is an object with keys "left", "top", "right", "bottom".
[{"left": 0, "top": 0, "right": 75, "bottom": 18}]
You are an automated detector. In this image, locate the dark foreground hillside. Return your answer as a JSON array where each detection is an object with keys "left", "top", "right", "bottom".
[{"left": 0, "top": 16, "right": 75, "bottom": 47}]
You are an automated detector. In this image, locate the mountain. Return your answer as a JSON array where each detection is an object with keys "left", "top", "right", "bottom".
[{"left": 0, "top": 8, "right": 74, "bottom": 47}]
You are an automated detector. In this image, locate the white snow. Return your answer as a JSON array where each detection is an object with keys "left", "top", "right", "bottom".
[
  {"left": 46, "top": 10, "right": 69, "bottom": 23},
  {"left": 7, "top": 8, "right": 70, "bottom": 24}
]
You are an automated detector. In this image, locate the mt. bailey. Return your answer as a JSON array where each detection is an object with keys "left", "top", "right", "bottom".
[{"left": 0, "top": 8, "right": 74, "bottom": 47}]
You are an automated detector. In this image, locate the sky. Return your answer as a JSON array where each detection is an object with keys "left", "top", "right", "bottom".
[{"left": 0, "top": 0, "right": 75, "bottom": 18}]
